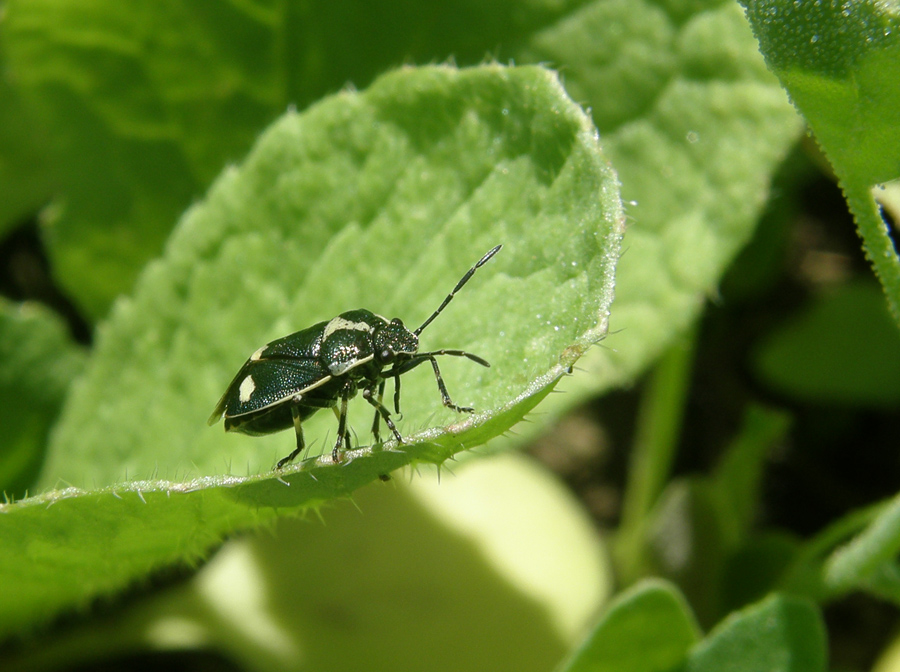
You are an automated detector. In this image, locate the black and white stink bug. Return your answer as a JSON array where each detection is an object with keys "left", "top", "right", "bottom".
[{"left": 208, "top": 245, "right": 501, "bottom": 468}]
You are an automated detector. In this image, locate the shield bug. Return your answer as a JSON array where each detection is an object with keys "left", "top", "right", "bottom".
[{"left": 208, "top": 245, "right": 501, "bottom": 468}]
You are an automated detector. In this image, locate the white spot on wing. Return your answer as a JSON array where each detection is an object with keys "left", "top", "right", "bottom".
[
  {"left": 323, "top": 317, "right": 372, "bottom": 339},
  {"left": 250, "top": 346, "right": 267, "bottom": 361},
  {"left": 238, "top": 375, "right": 256, "bottom": 402}
]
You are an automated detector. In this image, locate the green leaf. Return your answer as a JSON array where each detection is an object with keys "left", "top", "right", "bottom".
[
  {"left": 0, "top": 64, "right": 622, "bottom": 640},
  {"left": 562, "top": 587, "right": 827, "bottom": 672},
  {"left": 0, "top": 23, "right": 52, "bottom": 234},
  {"left": 644, "top": 479, "right": 728, "bottom": 627},
  {"left": 683, "top": 594, "right": 827, "bottom": 672},
  {"left": 0, "top": 0, "right": 582, "bottom": 319},
  {"left": 743, "top": 0, "right": 900, "bottom": 324},
  {"left": 0, "top": 71, "right": 53, "bottom": 237},
  {"left": 777, "top": 500, "right": 884, "bottom": 602},
  {"left": 620, "top": 406, "right": 790, "bottom": 625},
  {"left": 520, "top": 0, "right": 804, "bottom": 408},
  {"left": 721, "top": 533, "right": 800, "bottom": 614},
  {"left": 710, "top": 405, "right": 791, "bottom": 543},
  {"left": 558, "top": 579, "right": 700, "bottom": 672},
  {"left": 824, "top": 492, "right": 900, "bottom": 602},
  {"left": 3, "top": 0, "right": 804, "bottom": 334},
  {"left": 44, "top": 63, "right": 622, "bottom": 487},
  {"left": 742, "top": 0, "right": 900, "bottom": 184},
  {"left": 0, "top": 299, "right": 85, "bottom": 498},
  {"left": 2, "top": 454, "right": 613, "bottom": 672},
  {"left": 753, "top": 282, "right": 900, "bottom": 407},
  {"left": 1, "top": 0, "right": 283, "bottom": 318}
]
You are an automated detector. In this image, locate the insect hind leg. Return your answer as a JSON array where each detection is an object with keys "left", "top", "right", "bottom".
[{"left": 276, "top": 404, "right": 307, "bottom": 469}]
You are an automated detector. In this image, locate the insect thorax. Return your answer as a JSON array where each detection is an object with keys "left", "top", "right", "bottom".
[{"left": 318, "top": 310, "right": 413, "bottom": 378}]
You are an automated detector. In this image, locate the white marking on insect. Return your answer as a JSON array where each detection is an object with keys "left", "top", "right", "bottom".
[
  {"left": 329, "top": 353, "right": 375, "bottom": 376},
  {"left": 250, "top": 346, "right": 267, "bottom": 361},
  {"left": 229, "top": 375, "right": 336, "bottom": 419},
  {"left": 323, "top": 317, "right": 372, "bottom": 339},
  {"left": 239, "top": 375, "right": 256, "bottom": 402}
]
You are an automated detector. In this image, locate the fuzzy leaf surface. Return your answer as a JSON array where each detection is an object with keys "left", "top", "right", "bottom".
[
  {"left": 0, "top": 64, "right": 623, "bottom": 640},
  {"left": 520, "top": 0, "right": 803, "bottom": 407}
]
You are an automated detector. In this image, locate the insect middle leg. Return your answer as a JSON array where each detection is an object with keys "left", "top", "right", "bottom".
[
  {"left": 331, "top": 396, "right": 348, "bottom": 463},
  {"left": 331, "top": 379, "right": 359, "bottom": 463},
  {"left": 369, "top": 379, "right": 386, "bottom": 443}
]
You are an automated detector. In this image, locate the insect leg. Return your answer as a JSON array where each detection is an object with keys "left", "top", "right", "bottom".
[
  {"left": 424, "top": 355, "right": 474, "bottom": 413},
  {"left": 375, "top": 368, "right": 404, "bottom": 416},
  {"left": 332, "top": 384, "right": 354, "bottom": 463},
  {"left": 370, "top": 379, "right": 386, "bottom": 443},
  {"left": 392, "top": 350, "right": 489, "bottom": 378},
  {"left": 419, "top": 348, "right": 490, "bottom": 367},
  {"left": 363, "top": 386, "right": 403, "bottom": 443},
  {"left": 332, "top": 399, "right": 347, "bottom": 463},
  {"left": 276, "top": 404, "right": 307, "bottom": 469},
  {"left": 393, "top": 371, "right": 404, "bottom": 415}
]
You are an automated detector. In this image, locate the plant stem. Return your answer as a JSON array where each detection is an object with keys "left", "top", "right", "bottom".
[{"left": 615, "top": 325, "right": 698, "bottom": 583}]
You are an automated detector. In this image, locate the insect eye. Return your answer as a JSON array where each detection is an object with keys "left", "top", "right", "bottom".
[{"left": 381, "top": 348, "right": 394, "bottom": 361}]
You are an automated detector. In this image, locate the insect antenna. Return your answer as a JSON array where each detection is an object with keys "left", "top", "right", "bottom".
[{"left": 414, "top": 244, "right": 502, "bottom": 336}]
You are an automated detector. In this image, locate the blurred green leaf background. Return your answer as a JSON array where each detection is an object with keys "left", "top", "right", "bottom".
[{"left": 1, "top": 0, "right": 899, "bottom": 670}]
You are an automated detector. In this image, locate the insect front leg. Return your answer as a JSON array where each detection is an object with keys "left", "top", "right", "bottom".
[
  {"left": 425, "top": 355, "right": 474, "bottom": 413},
  {"left": 363, "top": 384, "right": 403, "bottom": 444},
  {"left": 276, "top": 404, "right": 307, "bottom": 469},
  {"left": 392, "top": 371, "right": 402, "bottom": 415}
]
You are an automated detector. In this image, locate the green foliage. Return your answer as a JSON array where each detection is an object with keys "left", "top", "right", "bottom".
[
  {"left": 824, "top": 493, "right": 900, "bottom": 602},
  {"left": 525, "top": 0, "right": 803, "bottom": 408},
  {"left": 41, "top": 64, "right": 622, "bottom": 488},
  {"left": 0, "top": 300, "right": 85, "bottom": 497},
  {"left": 1, "top": 63, "right": 623, "bottom": 643},
  {"left": 619, "top": 405, "right": 792, "bottom": 626},
  {"left": 0, "top": 77, "right": 52, "bottom": 238},
  {"left": 753, "top": 281, "right": 900, "bottom": 407},
  {"left": 743, "top": 0, "right": 900, "bottom": 321},
  {"left": 682, "top": 593, "right": 826, "bottom": 672},
  {"left": 560, "top": 582, "right": 826, "bottom": 672},
  {"left": 560, "top": 580, "right": 701, "bottom": 672},
  {"left": 0, "top": 0, "right": 584, "bottom": 319},
  {"left": 1, "top": 0, "right": 898, "bottom": 669}
]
